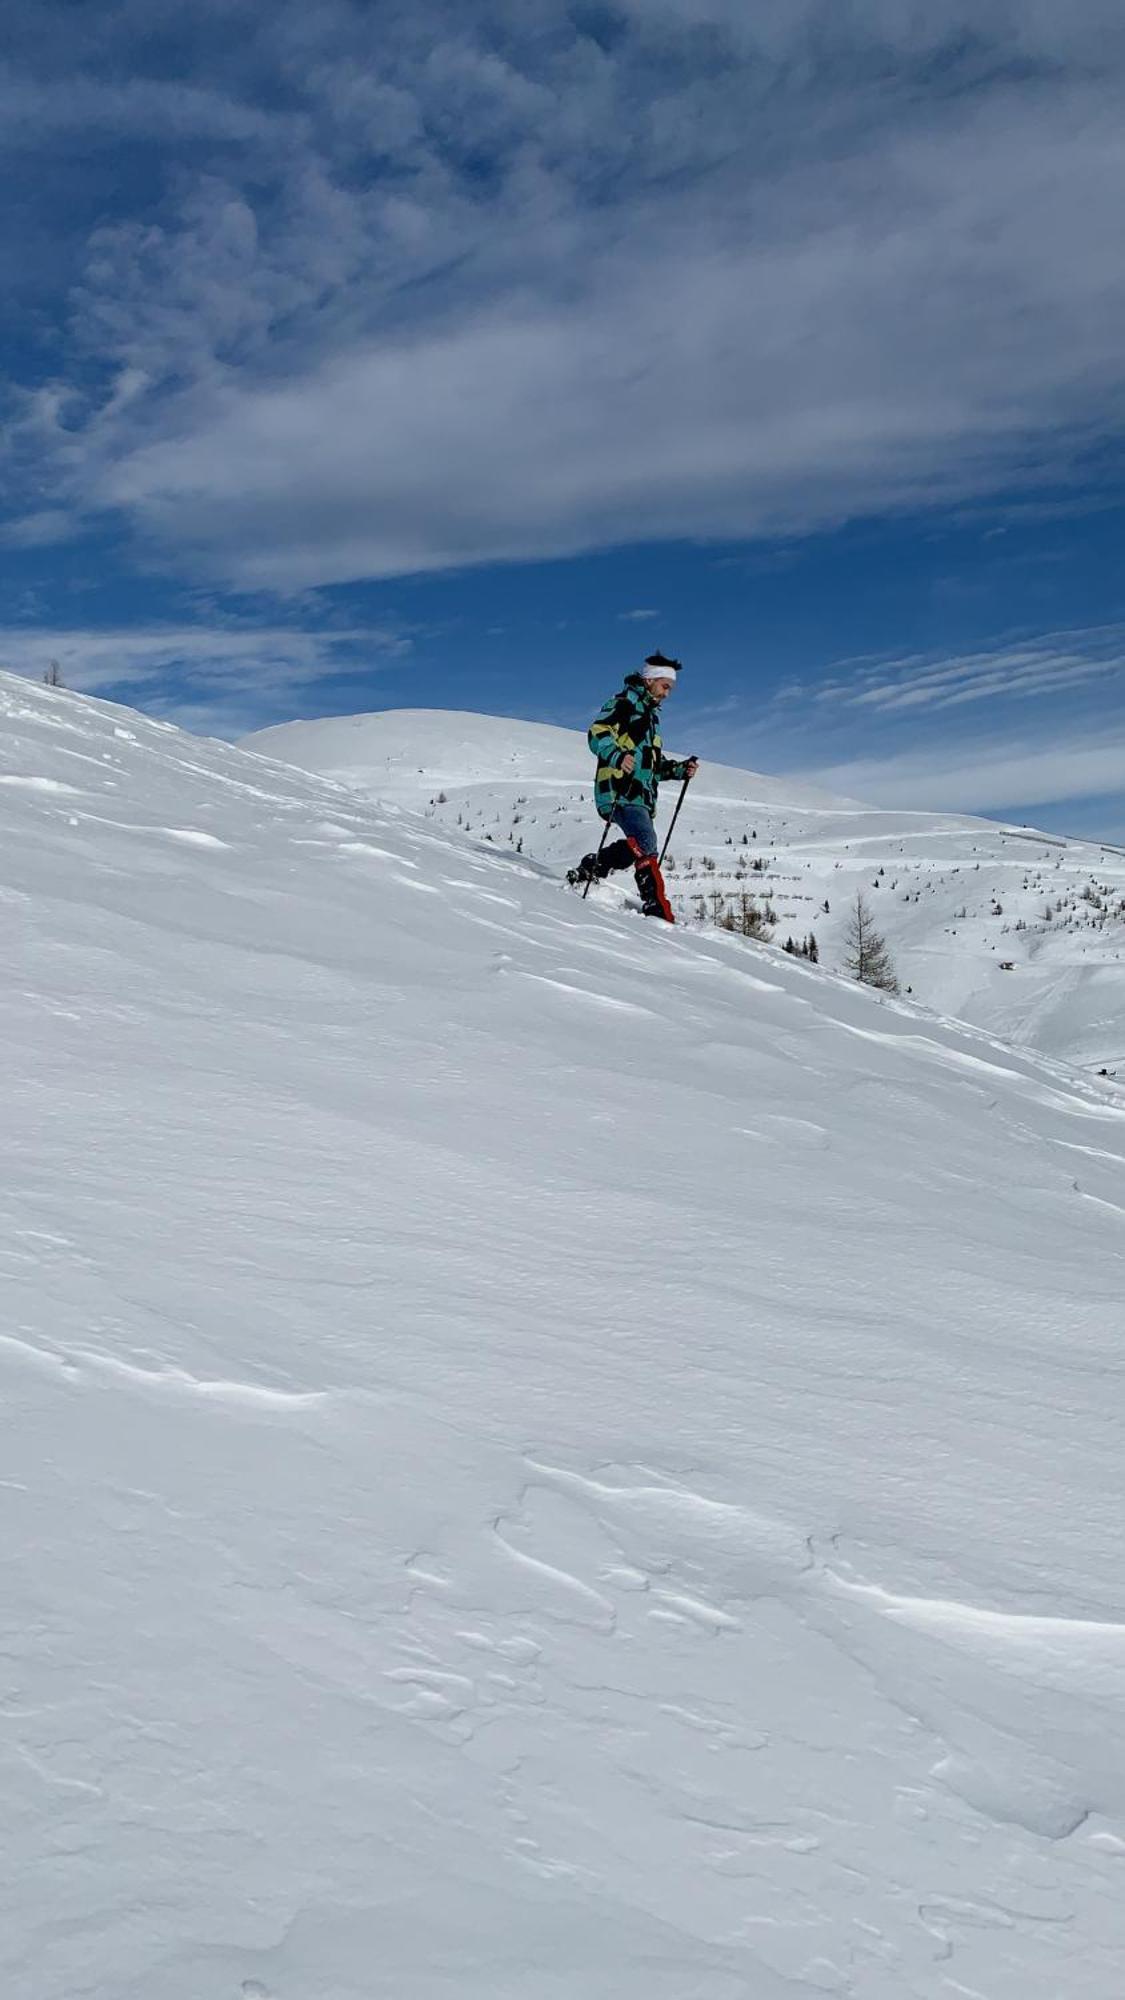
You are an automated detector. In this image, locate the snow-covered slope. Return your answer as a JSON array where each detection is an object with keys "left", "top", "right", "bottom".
[
  {"left": 244, "top": 707, "right": 856, "bottom": 812},
  {"left": 245, "top": 708, "right": 1125, "bottom": 1072},
  {"left": 6, "top": 670, "right": 1125, "bottom": 2000}
]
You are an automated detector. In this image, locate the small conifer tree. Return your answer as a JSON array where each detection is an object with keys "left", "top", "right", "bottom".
[
  {"left": 844, "top": 891, "right": 898, "bottom": 993},
  {"left": 738, "top": 892, "right": 771, "bottom": 939}
]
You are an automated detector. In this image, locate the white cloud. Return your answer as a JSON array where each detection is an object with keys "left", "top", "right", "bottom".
[
  {"left": 786, "top": 730, "right": 1125, "bottom": 818},
  {"left": 786, "top": 627, "right": 1125, "bottom": 716},
  {"left": 741, "top": 623, "right": 1125, "bottom": 819},
  {"left": 0, "top": 624, "right": 409, "bottom": 736},
  {"left": 0, "top": 72, "right": 291, "bottom": 149},
  {"left": 5, "top": 2, "right": 1125, "bottom": 587},
  {"left": 92, "top": 116, "right": 1125, "bottom": 591},
  {"left": 0, "top": 510, "right": 76, "bottom": 548}
]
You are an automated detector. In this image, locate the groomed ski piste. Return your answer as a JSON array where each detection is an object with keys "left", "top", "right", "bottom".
[{"left": 4, "top": 668, "right": 1125, "bottom": 1999}]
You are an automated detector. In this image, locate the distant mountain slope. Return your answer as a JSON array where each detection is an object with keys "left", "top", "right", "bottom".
[
  {"left": 243, "top": 705, "right": 857, "bottom": 809},
  {"left": 5, "top": 667, "right": 1125, "bottom": 1997},
  {"left": 245, "top": 708, "right": 1125, "bottom": 1071}
]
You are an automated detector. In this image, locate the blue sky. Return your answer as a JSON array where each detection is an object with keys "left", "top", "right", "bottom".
[{"left": 2, "top": 0, "right": 1124, "bottom": 837}]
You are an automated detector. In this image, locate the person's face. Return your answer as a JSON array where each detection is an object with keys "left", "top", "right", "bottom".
[{"left": 647, "top": 678, "right": 674, "bottom": 702}]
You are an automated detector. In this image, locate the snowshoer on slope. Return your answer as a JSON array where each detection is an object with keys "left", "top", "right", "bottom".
[{"left": 569, "top": 652, "right": 698, "bottom": 920}]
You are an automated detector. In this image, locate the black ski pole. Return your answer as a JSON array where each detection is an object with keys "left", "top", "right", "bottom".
[
  {"left": 658, "top": 768, "right": 693, "bottom": 869},
  {"left": 581, "top": 815, "right": 614, "bottom": 900}
]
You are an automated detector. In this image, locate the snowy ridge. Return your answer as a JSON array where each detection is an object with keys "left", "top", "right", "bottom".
[
  {"left": 243, "top": 707, "right": 856, "bottom": 812},
  {"left": 245, "top": 708, "right": 1125, "bottom": 1072},
  {"left": 5, "top": 670, "right": 1125, "bottom": 1998}
]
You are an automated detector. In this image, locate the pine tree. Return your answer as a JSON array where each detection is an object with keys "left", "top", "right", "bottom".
[{"left": 843, "top": 891, "right": 898, "bottom": 993}]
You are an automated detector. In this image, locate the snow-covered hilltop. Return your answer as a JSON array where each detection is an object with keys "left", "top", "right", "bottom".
[
  {"left": 5, "top": 669, "right": 1125, "bottom": 1999},
  {"left": 245, "top": 708, "right": 1125, "bottom": 1072}
]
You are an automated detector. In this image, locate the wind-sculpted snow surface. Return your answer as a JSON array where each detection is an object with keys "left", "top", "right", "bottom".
[{"left": 4, "top": 671, "right": 1125, "bottom": 1998}]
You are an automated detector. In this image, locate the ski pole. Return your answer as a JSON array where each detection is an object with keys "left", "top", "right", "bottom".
[
  {"left": 658, "top": 768, "right": 693, "bottom": 869},
  {"left": 581, "top": 815, "right": 615, "bottom": 900}
]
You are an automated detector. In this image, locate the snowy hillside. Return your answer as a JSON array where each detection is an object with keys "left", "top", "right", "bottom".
[
  {"left": 6, "top": 668, "right": 1125, "bottom": 2000},
  {"left": 245, "top": 708, "right": 1125, "bottom": 1072}
]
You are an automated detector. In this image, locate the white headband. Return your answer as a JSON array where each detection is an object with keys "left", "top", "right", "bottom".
[{"left": 641, "top": 661, "right": 678, "bottom": 682}]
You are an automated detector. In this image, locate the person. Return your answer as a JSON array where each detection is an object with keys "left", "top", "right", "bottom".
[{"left": 569, "top": 651, "right": 699, "bottom": 921}]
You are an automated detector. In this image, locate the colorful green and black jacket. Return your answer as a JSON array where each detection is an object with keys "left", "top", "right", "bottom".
[{"left": 587, "top": 674, "right": 691, "bottom": 820}]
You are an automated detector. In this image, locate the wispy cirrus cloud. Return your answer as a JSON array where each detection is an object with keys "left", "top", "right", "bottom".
[
  {"left": 3, "top": 1, "right": 1125, "bottom": 590},
  {"left": 0, "top": 623, "right": 409, "bottom": 736},
  {"left": 0, "top": 510, "right": 76, "bottom": 549},
  {"left": 739, "top": 622, "right": 1125, "bottom": 825},
  {"left": 776, "top": 625, "right": 1125, "bottom": 717},
  {"left": 786, "top": 729, "right": 1125, "bottom": 826}
]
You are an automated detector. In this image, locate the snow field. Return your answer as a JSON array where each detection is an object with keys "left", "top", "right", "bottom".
[
  {"left": 244, "top": 708, "right": 1125, "bottom": 1072},
  {"left": 3, "top": 672, "right": 1125, "bottom": 1998}
]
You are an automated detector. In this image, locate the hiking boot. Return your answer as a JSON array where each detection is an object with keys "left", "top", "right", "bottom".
[
  {"left": 568, "top": 839, "right": 635, "bottom": 887},
  {"left": 567, "top": 852, "right": 601, "bottom": 887}
]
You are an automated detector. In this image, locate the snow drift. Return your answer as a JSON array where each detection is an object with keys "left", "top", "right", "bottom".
[{"left": 4, "top": 671, "right": 1125, "bottom": 1999}]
